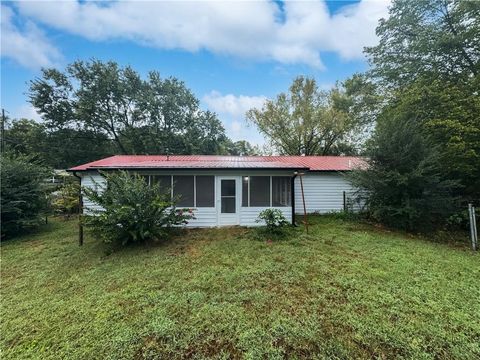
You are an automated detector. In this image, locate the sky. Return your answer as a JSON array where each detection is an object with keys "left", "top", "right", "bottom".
[{"left": 1, "top": 0, "right": 390, "bottom": 145}]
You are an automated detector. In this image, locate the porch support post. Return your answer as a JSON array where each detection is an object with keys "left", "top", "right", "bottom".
[
  {"left": 298, "top": 172, "right": 308, "bottom": 233},
  {"left": 72, "top": 171, "right": 84, "bottom": 246},
  {"left": 291, "top": 172, "right": 298, "bottom": 226}
]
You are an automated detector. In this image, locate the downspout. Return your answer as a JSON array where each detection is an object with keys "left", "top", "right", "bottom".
[
  {"left": 72, "top": 171, "right": 84, "bottom": 246},
  {"left": 291, "top": 172, "right": 298, "bottom": 226}
]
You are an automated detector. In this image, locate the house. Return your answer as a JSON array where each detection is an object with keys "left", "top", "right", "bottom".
[{"left": 68, "top": 155, "right": 364, "bottom": 227}]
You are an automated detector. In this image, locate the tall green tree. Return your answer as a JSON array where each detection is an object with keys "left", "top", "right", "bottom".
[
  {"left": 4, "top": 118, "right": 114, "bottom": 169},
  {"left": 350, "top": 113, "right": 458, "bottom": 232},
  {"left": 224, "top": 140, "right": 261, "bottom": 156},
  {"left": 363, "top": 0, "right": 480, "bottom": 203},
  {"left": 366, "top": 0, "right": 479, "bottom": 87},
  {"left": 246, "top": 76, "right": 365, "bottom": 155},
  {"left": 3, "top": 118, "right": 46, "bottom": 159},
  {"left": 1, "top": 152, "right": 49, "bottom": 239},
  {"left": 29, "top": 60, "right": 230, "bottom": 156}
]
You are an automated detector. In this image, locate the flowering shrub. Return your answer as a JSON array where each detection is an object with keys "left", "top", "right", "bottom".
[
  {"left": 83, "top": 171, "right": 194, "bottom": 245},
  {"left": 256, "top": 208, "right": 289, "bottom": 234}
]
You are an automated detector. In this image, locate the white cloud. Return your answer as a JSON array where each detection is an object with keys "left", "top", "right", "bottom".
[
  {"left": 202, "top": 91, "right": 267, "bottom": 143},
  {"left": 11, "top": 104, "right": 42, "bottom": 122},
  {"left": 231, "top": 120, "right": 242, "bottom": 134},
  {"left": 12, "top": 0, "right": 390, "bottom": 68},
  {"left": 1, "top": 5, "right": 62, "bottom": 69},
  {"left": 203, "top": 91, "right": 266, "bottom": 119}
]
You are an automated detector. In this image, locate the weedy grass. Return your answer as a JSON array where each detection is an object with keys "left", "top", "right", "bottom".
[{"left": 1, "top": 216, "right": 479, "bottom": 359}]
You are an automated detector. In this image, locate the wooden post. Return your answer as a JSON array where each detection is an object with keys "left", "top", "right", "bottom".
[
  {"left": 78, "top": 188, "right": 84, "bottom": 246},
  {"left": 73, "top": 171, "right": 84, "bottom": 246},
  {"left": 299, "top": 173, "right": 308, "bottom": 233},
  {"left": 291, "top": 173, "right": 297, "bottom": 226},
  {"left": 343, "top": 191, "right": 346, "bottom": 212},
  {"left": 469, "top": 204, "right": 478, "bottom": 251}
]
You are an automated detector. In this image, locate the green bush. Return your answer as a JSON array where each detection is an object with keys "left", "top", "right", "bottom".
[
  {"left": 51, "top": 180, "right": 80, "bottom": 218},
  {"left": 256, "top": 208, "right": 290, "bottom": 235},
  {"left": 1, "top": 152, "right": 49, "bottom": 239},
  {"left": 83, "top": 171, "right": 194, "bottom": 245},
  {"left": 349, "top": 115, "right": 458, "bottom": 232}
]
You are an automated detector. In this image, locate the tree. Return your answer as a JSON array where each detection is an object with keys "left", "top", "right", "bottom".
[
  {"left": 4, "top": 118, "right": 114, "bottom": 169},
  {"left": 365, "top": 0, "right": 479, "bottom": 88},
  {"left": 349, "top": 113, "right": 458, "bottom": 232},
  {"left": 246, "top": 76, "right": 364, "bottom": 155},
  {"left": 29, "top": 60, "right": 230, "bottom": 156},
  {"left": 364, "top": 0, "right": 480, "bottom": 203},
  {"left": 389, "top": 79, "right": 480, "bottom": 199},
  {"left": 45, "top": 128, "right": 114, "bottom": 168},
  {"left": 3, "top": 118, "right": 46, "bottom": 159},
  {"left": 1, "top": 152, "right": 49, "bottom": 239},
  {"left": 224, "top": 140, "right": 261, "bottom": 156}
]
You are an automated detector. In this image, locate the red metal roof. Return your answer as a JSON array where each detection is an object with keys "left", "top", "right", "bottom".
[{"left": 69, "top": 155, "right": 365, "bottom": 172}]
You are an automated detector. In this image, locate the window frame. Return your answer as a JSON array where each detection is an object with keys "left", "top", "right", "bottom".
[
  {"left": 220, "top": 179, "right": 237, "bottom": 213},
  {"left": 242, "top": 175, "right": 292, "bottom": 208},
  {"left": 138, "top": 174, "right": 215, "bottom": 208},
  {"left": 272, "top": 176, "right": 292, "bottom": 207}
]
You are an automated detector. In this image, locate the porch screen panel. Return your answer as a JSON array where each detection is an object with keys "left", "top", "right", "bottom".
[
  {"left": 242, "top": 176, "right": 249, "bottom": 206},
  {"left": 196, "top": 176, "right": 214, "bottom": 207},
  {"left": 249, "top": 176, "right": 270, "bottom": 206},
  {"left": 152, "top": 175, "right": 171, "bottom": 197},
  {"left": 272, "top": 177, "right": 291, "bottom": 206},
  {"left": 138, "top": 174, "right": 150, "bottom": 185},
  {"left": 173, "top": 176, "right": 194, "bottom": 207}
]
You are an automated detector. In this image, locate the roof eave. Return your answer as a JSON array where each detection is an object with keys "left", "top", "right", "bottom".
[{"left": 69, "top": 166, "right": 310, "bottom": 172}]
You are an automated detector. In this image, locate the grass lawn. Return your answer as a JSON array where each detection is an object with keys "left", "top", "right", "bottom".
[{"left": 1, "top": 216, "right": 479, "bottom": 359}]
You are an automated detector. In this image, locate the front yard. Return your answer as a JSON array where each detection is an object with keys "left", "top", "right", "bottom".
[{"left": 1, "top": 216, "right": 479, "bottom": 359}]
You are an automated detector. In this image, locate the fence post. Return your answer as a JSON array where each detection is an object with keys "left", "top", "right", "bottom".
[{"left": 468, "top": 204, "right": 478, "bottom": 251}]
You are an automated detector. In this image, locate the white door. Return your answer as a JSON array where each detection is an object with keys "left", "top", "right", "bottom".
[{"left": 217, "top": 176, "right": 240, "bottom": 226}]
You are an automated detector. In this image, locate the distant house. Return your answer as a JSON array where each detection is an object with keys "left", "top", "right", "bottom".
[{"left": 68, "top": 155, "right": 363, "bottom": 227}]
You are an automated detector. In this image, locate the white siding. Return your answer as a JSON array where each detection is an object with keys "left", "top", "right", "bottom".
[
  {"left": 240, "top": 207, "right": 292, "bottom": 227},
  {"left": 80, "top": 172, "right": 106, "bottom": 213},
  {"left": 80, "top": 170, "right": 354, "bottom": 226},
  {"left": 185, "top": 208, "right": 218, "bottom": 228},
  {"left": 294, "top": 172, "right": 353, "bottom": 214},
  {"left": 81, "top": 173, "right": 221, "bottom": 227}
]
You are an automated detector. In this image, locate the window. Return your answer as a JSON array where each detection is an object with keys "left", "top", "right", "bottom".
[
  {"left": 250, "top": 176, "right": 270, "bottom": 207},
  {"left": 196, "top": 176, "right": 215, "bottom": 207},
  {"left": 151, "top": 175, "right": 171, "bottom": 197},
  {"left": 173, "top": 176, "right": 194, "bottom": 207},
  {"left": 272, "top": 177, "right": 291, "bottom": 206}
]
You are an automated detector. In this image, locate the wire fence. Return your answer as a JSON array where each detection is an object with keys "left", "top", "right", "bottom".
[
  {"left": 343, "top": 190, "right": 367, "bottom": 213},
  {"left": 343, "top": 190, "right": 479, "bottom": 251}
]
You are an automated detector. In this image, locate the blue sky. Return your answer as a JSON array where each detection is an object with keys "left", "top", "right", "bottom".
[{"left": 1, "top": 0, "right": 390, "bottom": 145}]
